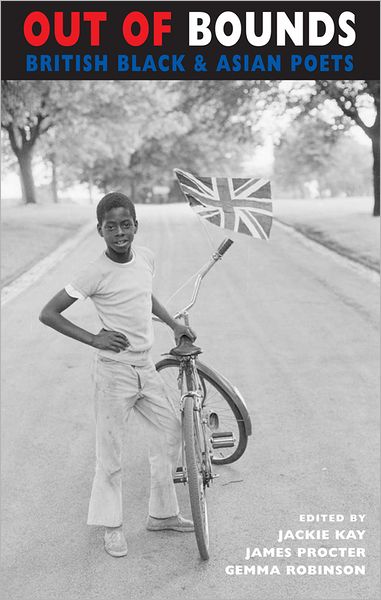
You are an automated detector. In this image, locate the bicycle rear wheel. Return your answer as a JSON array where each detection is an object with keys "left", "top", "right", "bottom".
[
  {"left": 156, "top": 357, "right": 248, "bottom": 465},
  {"left": 183, "top": 394, "right": 210, "bottom": 560}
]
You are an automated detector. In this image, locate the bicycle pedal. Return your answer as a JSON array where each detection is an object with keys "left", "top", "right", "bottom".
[
  {"left": 211, "top": 432, "right": 235, "bottom": 449},
  {"left": 173, "top": 466, "right": 187, "bottom": 484}
]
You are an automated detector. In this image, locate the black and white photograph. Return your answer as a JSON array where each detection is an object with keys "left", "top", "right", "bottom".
[{"left": 1, "top": 3, "right": 380, "bottom": 600}]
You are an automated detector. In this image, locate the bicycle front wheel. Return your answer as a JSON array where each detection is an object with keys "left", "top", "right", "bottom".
[
  {"left": 183, "top": 394, "right": 210, "bottom": 560},
  {"left": 156, "top": 357, "right": 248, "bottom": 465}
]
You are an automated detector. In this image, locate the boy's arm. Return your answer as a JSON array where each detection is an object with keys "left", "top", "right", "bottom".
[
  {"left": 151, "top": 294, "right": 196, "bottom": 344},
  {"left": 39, "top": 289, "right": 129, "bottom": 352}
]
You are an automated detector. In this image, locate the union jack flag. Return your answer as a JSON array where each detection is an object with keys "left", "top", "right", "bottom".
[{"left": 174, "top": 169, "right": 272, "bottom": 240}]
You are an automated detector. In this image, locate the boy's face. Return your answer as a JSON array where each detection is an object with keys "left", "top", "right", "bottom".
[{"left": 97, "top": 207, "right": 138, "bottom": 261}]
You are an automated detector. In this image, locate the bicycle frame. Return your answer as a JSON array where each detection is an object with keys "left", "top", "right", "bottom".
[
  {"left": 155, "top": 238, "right": 251, "bottom": 559},
  {"left": 157, "top": 234, "right": 252, "bottom": 456},
  {"left": 174, "top": 356, "right": 214, "bottom": 487}
]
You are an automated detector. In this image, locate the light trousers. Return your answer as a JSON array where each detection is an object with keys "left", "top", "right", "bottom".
[{"left": 87, "top": 354, "right": 181, "bottom": 527}]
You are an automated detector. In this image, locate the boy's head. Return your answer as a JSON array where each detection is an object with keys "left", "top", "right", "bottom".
[
  {"left": 96, "top": 192, "right": 138, "bottom": 261},
  {"left": 96, "top": 192, "right": 136, "bottom": 225}
]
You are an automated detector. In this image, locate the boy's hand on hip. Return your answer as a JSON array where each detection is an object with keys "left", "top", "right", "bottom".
[
  {"left": 173, "top": 323, "right": 197, "bottom": 345},
  {"left": 92, "top": 329, "right": 130, "bottom": 352}
]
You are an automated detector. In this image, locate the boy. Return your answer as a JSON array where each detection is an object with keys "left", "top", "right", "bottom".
[{"left": 39, "top": 192, "right": 195, "bottom": 557}]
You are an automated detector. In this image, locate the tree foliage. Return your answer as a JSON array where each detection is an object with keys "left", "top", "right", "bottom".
[
  {"left": 2, "top": 80, "right": 379, "bottom": 215},
  {"left": 273, "top": 116, "right": 372, "bottom": 198},
  {"left": 297, "top": 80, "right": 379, "bottom": 215},
  {"left": 170, "top": 80, "right": 379, "bottom": 215}
]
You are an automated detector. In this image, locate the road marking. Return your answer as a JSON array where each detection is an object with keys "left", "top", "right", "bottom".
[
  {"left": 274, "top": 220, "right": 380, "bottom": 285},
  {"left": 1, "top": 221, "right": 95, "bottom": 306}
]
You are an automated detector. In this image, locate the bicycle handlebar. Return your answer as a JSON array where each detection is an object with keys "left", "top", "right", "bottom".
[
  {"left": 153, "top": 237, "right": 234, "bottom": 324},
  {"left": 173, "top": 237, "right": 234, "bottom": 319},
  {"left": 216, "top": 238, "right": 234, "bottom": 257}
]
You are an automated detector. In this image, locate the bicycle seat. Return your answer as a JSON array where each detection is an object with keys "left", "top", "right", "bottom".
[{"left": 170, "top": 338, "right": 202, "bottom": 357}]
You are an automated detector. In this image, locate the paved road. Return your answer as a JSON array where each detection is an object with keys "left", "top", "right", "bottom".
[{"left": 2, "top": 205, "right": 380, "bottom": 600}]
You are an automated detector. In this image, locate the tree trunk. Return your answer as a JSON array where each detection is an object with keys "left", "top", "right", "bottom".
[
  {"left": 18, "top": 149, "right": 36, "bottom": 204},
  {"left": 19, "top": 165, "right": 26, "bottom": 203},
  {"left": 88, "top": 171, "right": 94, "bottom": 204},
  {"left": 372, "top": 135, "right": 380, "bottom": 217},
  {"left": 51, "top": 156, "right": 59, "bottom": 203},
  {"left": 130, "top": 178, "right": 136, "bottom": 203}
]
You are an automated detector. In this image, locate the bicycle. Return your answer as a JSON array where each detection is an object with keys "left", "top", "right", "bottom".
[{"left": 154, "top": 238, "right": 252, "bottom": 560}]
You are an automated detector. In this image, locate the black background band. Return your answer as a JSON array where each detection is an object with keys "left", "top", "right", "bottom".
[{"left": 1, "top": 1, "right": 380, "bottom": 79}]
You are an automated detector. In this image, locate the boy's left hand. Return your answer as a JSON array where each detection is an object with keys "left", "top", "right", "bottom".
[{"left": 173, "top": 323, "right": 197, "bottom": 345}]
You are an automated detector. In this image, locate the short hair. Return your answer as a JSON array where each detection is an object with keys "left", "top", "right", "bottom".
[{"left": 96, "top": 192, "right": 136, "bottom": 224}]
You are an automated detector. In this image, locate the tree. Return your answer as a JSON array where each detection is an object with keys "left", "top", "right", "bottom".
[
  {"left": 44, "top": 81, "right": 190, "bottom": 202},
  {"left": 273, "top": 116, "right": 339, "bottom": 197},
  {"left": 273, "top": 116, "right": 372, "bottom": 198},
  {"left": 1, "top": 81, "right": 55, "bottom": 203},
  {"left": 110, "top": 82, "right": 262, "bottom": 203},
  {"left": 169, "top": 80, "right": 278, "bottom": 144},
  {"left": 1, "top": 80, "right": 279, "bottom": 205},
  {"left": 323, "top": 136, "right": 373, "bottom": 197},
  {"left": 302, "top": 81, "right": 379, "bottom": 216},
  {"left": 119, "top": 127, "right": 252, "bottom": 203},
  {"left": 34, "top": 81, "right": 133, "bottom": 203},
  {"left": 2, "top": 80, "right": 150, "bottom": 204},
  {"left": 172, "top": 80, "right": 379, "bottom": 215}
]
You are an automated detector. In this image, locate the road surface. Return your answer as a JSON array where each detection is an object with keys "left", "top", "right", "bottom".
[{"left": 1, "top": 205, "right": 380, "bottom": 600}]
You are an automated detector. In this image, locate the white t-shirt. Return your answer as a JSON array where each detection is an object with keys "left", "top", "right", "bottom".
[{"left": 65, "top": 245, "right": 155, "bottom": 363}]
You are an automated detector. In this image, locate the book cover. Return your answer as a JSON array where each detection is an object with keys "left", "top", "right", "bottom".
[{"left": 1, "top": 2, "right": 380, "bottom": 599}]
